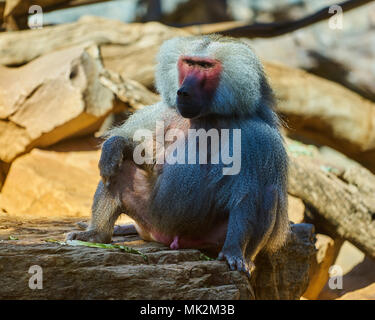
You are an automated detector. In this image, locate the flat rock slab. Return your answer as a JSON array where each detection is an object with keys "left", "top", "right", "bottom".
[
  {"left": 0, "top": 217, "right": 252, "bottom": 300},
  {"left": 0, "top": 217, "right": 315, "bottom": 300}
]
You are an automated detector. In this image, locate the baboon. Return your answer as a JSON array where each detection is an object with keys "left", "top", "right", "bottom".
[{"left": 67, "top": 35, "right": 289, "bottom": 275}]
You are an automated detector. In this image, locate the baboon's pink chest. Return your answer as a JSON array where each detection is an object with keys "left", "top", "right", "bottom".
[{"left": 149, "top": 219, "right": 228, "bottom": 251}]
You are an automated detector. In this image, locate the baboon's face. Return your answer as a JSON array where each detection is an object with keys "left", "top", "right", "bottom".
[{"left": 176, "top": 55, "right": 222, "bottom": 119}]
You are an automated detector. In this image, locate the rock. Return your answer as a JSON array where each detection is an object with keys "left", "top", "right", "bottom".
[
  {"left": 335, "top": 241, "right": 366, "bottom": 275},
  {"left": 100, "top": 43, "right": 163, "bottom": 89},
  {"left": 337, "top": 283, "right": 375, "bottom": 300},
  {"left": 0, "top": 44, "right": 121, "bottom": 163},
  {"left": 0, "top": 221, "right": 315, "bottom": 300},
  {"left": 96, "top": 70, "right": 161, "bottom": 136},
  {"left": 288, "top": 195, "right": 305, "bottom": 224},
  {"left": 0, "top": 139, "right": 101, "bottom": 219},
  {"left": 0, "top": 242, "right": 253, "bottom": 300},
  {"left": 99, "top": 69, "right": 160, "bottom": 110},
  {"left": 303, "top": 234, "right": 343, "bottom": 300},
  {"left": 0, "top": 161, "right": 9, "bottom": 190},
  {"left": 251, "top": 223, "right": 316, "bottom": 300}
]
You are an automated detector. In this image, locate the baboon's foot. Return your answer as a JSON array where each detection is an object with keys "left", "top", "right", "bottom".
[
  {"left": 75, "top": 222, "right": 138, "bottom": 237},
  {"left": 218, "top": 250, "right": 255, "bottom": 278},
  {"left": 65, "top": 230, "right": 111, "bottom": 243}
]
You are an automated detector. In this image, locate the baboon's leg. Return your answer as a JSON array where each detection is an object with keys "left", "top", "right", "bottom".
[
  {"left": 75, "top": 221, "right": 138, "bottom": 236},
  {"left": 219, "top": 185, "right": 278, "bottom": 276},
  {"left": 66, "top": 181, "right": 123, "bottom": 243},
  {"left": 113, "top": 224, "right": 138, "bottom": 236}
]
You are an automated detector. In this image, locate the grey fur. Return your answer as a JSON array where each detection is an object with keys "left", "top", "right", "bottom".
[{"left": 66, "top": 35, "right": 289, "bottom": 276}]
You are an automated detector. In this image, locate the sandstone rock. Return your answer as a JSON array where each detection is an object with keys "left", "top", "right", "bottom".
[
  {"left": 0, "top": 44, "right": 120, "bottom": 163},
  {"left": 335, "top": 241, "right": 366, "bottom": 275},
  {"left": 0, "top": 160, "right": 8, "bottom": 190},
  {"left": 0, "top": 139, "right": 100, "bottom": 219},
  {"left": 99, "top": 69, "right": 160, "bottom": 110},
  {"left": 0, "top": 221, "right": 315, "bottom": 300},
  {"left": 251, "top": 223, "right": 315, "bottom": 300},
  {"left": 0, "top": 242, "right": 253, "bottom": 300},
  {"left": 303, "top": 234, "right": 343, "bottom": 300}
]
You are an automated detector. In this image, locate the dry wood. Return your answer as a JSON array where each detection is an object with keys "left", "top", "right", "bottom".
[{"left": 288, "top": 155, "right": 375, "bottom": 259}]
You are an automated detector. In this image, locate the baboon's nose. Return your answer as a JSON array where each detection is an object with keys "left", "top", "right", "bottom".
[{"left": 177, "top": 87, "right": 189, "bottom": 97}]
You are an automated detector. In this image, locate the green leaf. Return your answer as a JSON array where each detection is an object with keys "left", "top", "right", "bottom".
[
  {"left": 199, "top": 253, "right": 214, "bottom": 261},
  {"left": 8, "top": 235, "right": 19, "bottom": 240},
  {"left": 44, "top": 238, "right": 66, "bottom": 245},
  {"left": 44, "top": 239, "right": 148, "bottom": 261}
]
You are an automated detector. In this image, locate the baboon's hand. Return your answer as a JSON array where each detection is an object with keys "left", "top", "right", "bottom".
[
  {"left": 218, "top": 249, "right": 255, "bottom": 278},
  {"left": 99, "top": 136, "right": 127, "bottom": 186},
  {"left": 65, "top": 230, "right": 111, "bottom": 244}
]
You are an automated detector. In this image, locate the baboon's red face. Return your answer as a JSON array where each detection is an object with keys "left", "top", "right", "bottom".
[{"left": 176, "top": 56, "right": 222, "bottom": 118}]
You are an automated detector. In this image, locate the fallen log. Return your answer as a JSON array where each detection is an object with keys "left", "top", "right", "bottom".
[
  {"left": 0, "top": 16, "right": 188, "bottom": 66},
  {"left": 288, "top": 153, "right": 375, "bottom": 259},
  {"left": 184, "top": 0, "right": 374, "bottom": 38}
]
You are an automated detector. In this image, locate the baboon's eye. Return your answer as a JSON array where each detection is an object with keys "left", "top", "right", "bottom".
[
  {"left": 184, "top": 59, "right": 195, "bottom": 66},
  {"left": 197, "top": 61, "right": 213, "bottom": 68},
  {"left": 183, "top": 59, "right": 214, "bottom": 69}
]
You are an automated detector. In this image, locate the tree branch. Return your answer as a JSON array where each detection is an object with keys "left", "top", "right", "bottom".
[{"left": 184, "top": 0, "right": 374, "bottom": 38}]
